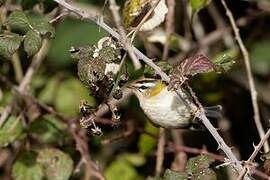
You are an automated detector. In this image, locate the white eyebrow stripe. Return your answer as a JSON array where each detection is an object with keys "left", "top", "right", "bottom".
[{"left": 139, "top": 82, "right": 156, "bottom": 88}]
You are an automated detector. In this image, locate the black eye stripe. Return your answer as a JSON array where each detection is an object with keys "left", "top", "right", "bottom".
[
  {"left": 136, "top": 80, "right": 156, "bottom": 84},
  {"left": 139, "top": 85, "right": 148, "bottom": 90}
]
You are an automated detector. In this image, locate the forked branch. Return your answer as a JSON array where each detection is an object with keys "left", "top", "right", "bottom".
[{"left": 220, "top": 0, "right": 268, "bottom": 152}]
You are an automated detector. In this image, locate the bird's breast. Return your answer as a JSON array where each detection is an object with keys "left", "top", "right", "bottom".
[{"left": 139, "top": 89, "right": 192, "bottom": 128}]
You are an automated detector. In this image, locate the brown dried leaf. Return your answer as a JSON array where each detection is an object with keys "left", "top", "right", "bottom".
[
  {"left": 174, "top": 54, "right": 215, "bottom": 77},
  {"left": 169, "top": 54, "right": 215, "bottom": 89}
]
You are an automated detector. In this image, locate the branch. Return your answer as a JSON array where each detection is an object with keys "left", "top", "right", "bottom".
[
  {"left": 108, "top": 0, "right": 141, "bottom": 70},
  {"left": 11, "top": 53, "right": 23, "bottom": 83},
  {"left": 0, "top": 39, "right": 50, "bottom": 127},
  {"left": 170, "top": 130, "right": 187, "bottom": 172},
  {"left": 53, "top": 0, "right": 168, "bottom": 80},
  {"left": 101, "top": 121, "right": 134, "bottom": 145},
  {"left": 206, "top": 2, "right": 235, "bottom": 49},
  {"left": 162, "top": 0, "right": 175, "bottom": 60},
  {"left": 167, "top": 142, "right": 225, "bottom": 162},
  {"left": 167, "top": 143, "right": 270, "bottom": 180},
  {"left": 237, "top": 127, "right": 270, "bottom": 180},
  {"left": 69, "top": 122, "right": 105, "bottom": 180},
  {"left": 155, "top": 128, "right": 166, "bottom": 176},
  {"left": 220, "top": 0, "right": 268, "bottom": 152},
  {"left": 129, "top": 0, "right": 161, "bottom": 42},
  {"left": 0, "top": 74, "right": 105, "bottom": 180},
  {"left": 80, "top": 88, "right": 133, "bottom": 128},
  {"left": 52, "top": 0, "right": 247, "bottom": 177}
]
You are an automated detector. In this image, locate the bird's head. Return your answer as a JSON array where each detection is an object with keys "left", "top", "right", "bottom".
[{"left": 128, "top": 78, "right": 166, "bottom": 99}]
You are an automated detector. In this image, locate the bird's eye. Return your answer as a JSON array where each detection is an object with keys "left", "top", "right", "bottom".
[{"left": 139, "top": 85, "right": 148, "bottom": 90}]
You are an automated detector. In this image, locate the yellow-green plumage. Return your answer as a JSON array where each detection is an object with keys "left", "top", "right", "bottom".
[{"left": 148, "top": 81, "right": 166, "bottom": 97}]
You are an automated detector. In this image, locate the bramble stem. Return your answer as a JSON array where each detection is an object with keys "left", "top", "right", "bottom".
[{"left": 53, "top": 0, "right": 249, "bottom": 178}]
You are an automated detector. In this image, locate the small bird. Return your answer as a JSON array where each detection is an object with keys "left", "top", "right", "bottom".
[{"left": 128, "top": 78, "right": 221, "bottom": 129}]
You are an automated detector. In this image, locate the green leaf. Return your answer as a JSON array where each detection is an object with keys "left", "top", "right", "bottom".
[
  {"left": 191, "top": 168, "right": 217, "bottom": 180},
  {"left": 144, "top": 61, "right": 173, "bottom": 78},
  {"left": 138, "top": 121, "right": 159, "bottom": 155},
  {"left": 186, "top": 155, "right": 215, "bottom": 175},
  {"left": 186, "top": 155, "right": 217, "bottom": 180},
  {"left": 0, "top": 33, "right": 23, "bottom": 59},
  {"left": 213, "top": 50, "right": 237, "bottom": 73},
  {"left": 0, "top": 115, "right": 24, "bottom": 147},
  {"left": 54, "top": 77, "right": 95, "bottom": 116},
  {"left": 48, "top": 19, "right": 106, "bottom": 68},
  {"left": 31, "top": 74, "right": 48, "bottom": 89},
  {"left": 12, "top": 151, "right": 44, "bottom": 180},
  {"left": 24, "top": 30, "right": 42, "bottom": 56},
  {"left": 37, "top": 148, "right": 73, "bottom": 180},
  {"left": 38, "top": 76, "right": 59, "bottom": 104},
  {"left": 163, "top": 169, "right": 188, "bottom": 180},
  {"left": 122, "top": 153, "right": 146, "bottom": 166},
  {"left": 5, "top": 11, "right": 31, "bottom": 32},
  {"left": 30, "top": 17, "right": 55, "bottom": 38},
  {"left": 30, "top": 115, "right": 69, "bottom": 145},
  {"left": 189, "top": 0, "right": 211, "bottom": 13},
  {"left": 105, "top": 159, "right": 139, "bottom": 180},
  {"left": 250, "top": 39, "right": 270, "bottom": 75},
  {"left": 0, "top": 90, "right": 13, "bottom": 106}
]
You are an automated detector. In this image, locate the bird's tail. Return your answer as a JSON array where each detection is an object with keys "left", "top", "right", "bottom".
[{"left": 204, "top": 105, "right": 223, "bottom": 119}]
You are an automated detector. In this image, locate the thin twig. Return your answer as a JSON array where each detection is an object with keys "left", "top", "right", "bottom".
[
  {"left": 171, "top": 130, "right": 187, "bottom": 171},
  {"left": 101, "top": 121, "right": 134, "bottom": 145},
  {"left": 163, "top": 1, "right": 187, "bottom": 171},
  {"left": 53, "top": 0, "right": 246, "bottom": 176},
  {"left": 0, "top": 72, "right": 126, "bottom": 129},
  {"left": 0, "top": 74, "right": 105, "bottom": 180},
  {"left": 155, "top": 128, "right": 165, "bottom": 176},
  {"left": 53, "top": 0, "right": 168, "bottom": 80},
  {"left": 108, "top": 0, "right": 141, "bottom": 70},
  {"left": 129, "top": 0, "right": 161, "bottom": 42},
  {"left": 145, "top": 131, "right": 270, "bottom": 180},
  {"left": 207, "top": 2, "right": 235, "bottom": 49},
  {"left": 0, "top": 39, "right": 50, "bottom": 127},
  {"left": 168, "top": 142, "right": 270, "bottom": 179},
  {"left": 167, "top": 142, "right": 225, "bottom": 162},
  {"left": 237, "top": 127, "right": 270, "bottom": 180},
  {"left": 80, "top": 88, "right": 133, "bottom": 128},
  {"left": 69, "top": 122, "right": 105, "bottom": 180},
  {"left": 49, "top": 9, "right": 69, "bottom": 23},
  {"left": 108, "top": 53, "right": 128, "bottom": 99},
  {"left": 188, "top": 3, "right": 206, "bottom": 51},
  {"left": 184, "top": 84, "right": 247, "bottom": 175},
  {"left": 11, "top": 53, "right": 23, "bottom": 83},
  {"left": 220, "top": 0, "right": 268, "bottom": 152},
  {"left": 162, "top": 0, "right": 175, "bottom": 60}
]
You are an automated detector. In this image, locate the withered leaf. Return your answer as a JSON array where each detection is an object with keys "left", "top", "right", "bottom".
[
  {"left": 169, "top": 54, "right": 215, "bottom": 89},
  {"left": 174, "top": 54, "right": 215, "bottom": 77}
]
